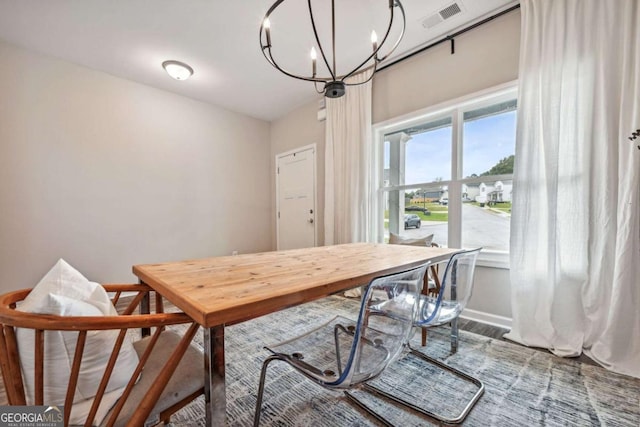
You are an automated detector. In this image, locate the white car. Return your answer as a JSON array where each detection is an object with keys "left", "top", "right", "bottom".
[{"left": 439, "top": 197, "right": 448, "bottom": 205}]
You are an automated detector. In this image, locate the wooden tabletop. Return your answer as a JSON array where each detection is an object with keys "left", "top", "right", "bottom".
[{"left": 132, "top": 243, "right": 459, "bottom": 328}]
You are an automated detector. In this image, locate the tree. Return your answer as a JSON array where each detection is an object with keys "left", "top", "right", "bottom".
[{"left": 481, "top": 155, "right": 514, "bottom": 176}]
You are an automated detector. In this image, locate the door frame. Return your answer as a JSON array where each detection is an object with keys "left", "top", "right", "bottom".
[{"left": 275, "top": 143, "right": 318, "bottom": 250}]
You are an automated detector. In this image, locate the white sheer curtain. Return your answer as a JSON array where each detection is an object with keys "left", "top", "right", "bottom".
[
  {"left": 506, "top": 0, "right": 640, "bottom": 378},
  {"left": 324, "top": 73, "right": 373, "bottom": 245}
]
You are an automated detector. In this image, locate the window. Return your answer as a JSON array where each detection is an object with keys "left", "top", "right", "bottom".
[{"left": 373, "top": 83, "right": 517, "bottom": 267}]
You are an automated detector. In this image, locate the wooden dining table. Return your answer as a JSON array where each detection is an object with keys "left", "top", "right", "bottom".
[{"left": 132, "top": 242, "right": 459, "bottom": 426}]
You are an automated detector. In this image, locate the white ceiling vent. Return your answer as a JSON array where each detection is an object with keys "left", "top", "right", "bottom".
[
  {"left": 440, "top": 2, "right": 463, "bottom": 20},
  {"left": 421, "top": 2, "right": 465, "bottom": 29}
]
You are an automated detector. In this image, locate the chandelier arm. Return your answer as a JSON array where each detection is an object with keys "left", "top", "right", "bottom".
[
  {"left": 259, "top": 0, "right": 331, "bottom": 83},
  {"left": 375, "top": 0, "right": 397, "bottom": 58},
  {"left": 259, "top": 0, "right": 285, "bottom": 51},
  {"left": 259, "top": 1, "right": 283, "bottom": 69},
  {"left": 342, "top": 63, "right": 377, "bottom": 87},
  {"left": 261, "top": 46, "right": 330, "bottom": 83},
  {"left": 340, "top": 0, "right": 404, "bottom": 82},
  {"left": 375, "top": 0, "right": 407, "bottom": 63},
  {"left": 313, "top": 81, "right": 325, "bottom": 94},
  {"left": 308, "top": 0, "right": 336, "bottom": 81},
  {"left": 259, "top": 40, "right": 276, "bottom": 67}
]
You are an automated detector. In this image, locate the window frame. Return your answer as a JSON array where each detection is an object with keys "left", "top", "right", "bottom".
[{"left": 371, "top": 81, "right": 518, "bottom": 269}]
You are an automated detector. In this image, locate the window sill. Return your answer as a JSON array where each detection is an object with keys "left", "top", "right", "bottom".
[{"left": 476, "top": 250, "right": 510, "bottom": 269}]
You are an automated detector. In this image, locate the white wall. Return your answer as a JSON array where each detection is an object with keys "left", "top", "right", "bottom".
[
  {"left": 0, "top": 40, "right": 272, "bottom": 290},
  {"left": 270, "top": 9, "right": 521, "bottom": 321},
  {"left": 372, "top": 9, "right": 521, "bottom": 123}
]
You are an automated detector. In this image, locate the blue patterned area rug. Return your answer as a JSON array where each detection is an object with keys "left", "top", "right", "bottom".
[{"left": 168, "top": 296, "right": 640, "bottom": 426}]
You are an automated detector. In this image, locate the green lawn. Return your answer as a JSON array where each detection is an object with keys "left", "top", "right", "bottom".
[
  {"left": 424, "top": 202, "right": 448, "bottom": 212},
  {"left": 404, "top": 202, "right": 448, "bottom": 222}
]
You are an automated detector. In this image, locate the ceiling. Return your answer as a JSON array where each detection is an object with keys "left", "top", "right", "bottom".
[{"left": 0, "top": 0, "right": 518, "bottom": 122}]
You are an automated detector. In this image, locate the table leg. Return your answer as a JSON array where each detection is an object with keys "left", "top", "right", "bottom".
[
  {"left": 451, "top": 259, "right": 458, "bottom": 353},
  {"left": 204, "top": 325, "right": 226, "bottom": 426},
  {"left": 451, "top": 317, "right": 459, "bottom": 353},
  {"left": 139, "top": 280, "right": 151, "bottom": 337}
]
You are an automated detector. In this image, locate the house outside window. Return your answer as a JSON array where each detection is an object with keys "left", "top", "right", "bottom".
[{"left": 372, "top": 83, "right": 517, "bottom": 267}]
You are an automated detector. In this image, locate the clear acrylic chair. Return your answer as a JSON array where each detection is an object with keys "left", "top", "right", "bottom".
[
  {"left": 252, "top": 263, "right": 428, "bottom": 426},
  {"left": 416, "top": 247, "right": 482, "bottom": 354},
  {"left": 361, "top": 248, "right": 484, "bottom": 424}
]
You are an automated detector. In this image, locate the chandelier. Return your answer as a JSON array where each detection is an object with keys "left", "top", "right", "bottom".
[{"left": 260, "top": 0, "right": 406, "bottom": 98}]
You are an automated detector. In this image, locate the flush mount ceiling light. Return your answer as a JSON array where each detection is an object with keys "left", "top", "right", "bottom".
[
  {"left": 162, "top": 60, "right": 194, "bottom": 81},
  {"left": 260, "top": 0, "right": 406, "bottom": 98}
]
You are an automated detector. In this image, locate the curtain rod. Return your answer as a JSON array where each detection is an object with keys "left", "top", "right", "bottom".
[{"left": 378, "top": 3, "right": 521, "bottom": 73}]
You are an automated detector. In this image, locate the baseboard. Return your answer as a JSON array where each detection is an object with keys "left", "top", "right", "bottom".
[{"left": 460, "top": 308, "right": 512, "bottom": 330}]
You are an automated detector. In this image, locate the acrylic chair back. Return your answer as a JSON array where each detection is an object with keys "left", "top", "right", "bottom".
[
  {"left": 416, "top": 248, "right": 481, "bottom": 327},
  {"left": 336, "top": 263, "right": 426, "bottom": 387},
  {"left": 265, "top": 263, "right": 427, "bottom": 390}
]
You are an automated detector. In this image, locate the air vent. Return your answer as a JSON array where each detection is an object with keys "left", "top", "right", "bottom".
[
  {"left": 439, "top": 2, "right": 462, "bottom": 20},
  {"left": 420, "top": 2, "right": 465, "bottom": 29}
]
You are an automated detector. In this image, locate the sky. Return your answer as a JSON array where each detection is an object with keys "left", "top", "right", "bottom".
[{"left": 385, "top": 111, "right": 516, "bottom": 187}]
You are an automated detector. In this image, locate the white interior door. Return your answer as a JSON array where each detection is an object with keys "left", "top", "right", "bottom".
[{"left": 276, "top": 145, "right": 316, "bottom": 250}]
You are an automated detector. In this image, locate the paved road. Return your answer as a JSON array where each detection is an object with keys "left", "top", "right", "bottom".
[{"left": 392, "top": 204, "right": 510, "bottom": 251}]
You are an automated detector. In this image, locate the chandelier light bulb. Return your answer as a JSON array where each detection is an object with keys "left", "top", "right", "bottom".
[
  {"left": 371, "top": 30, "right": 378, "bottom": 52},
  {"left": 263, "top": 18, "right": 272, "bottom": 46},
  {"left": 311, "top": 47, "right": 317, "bottom": 76}
]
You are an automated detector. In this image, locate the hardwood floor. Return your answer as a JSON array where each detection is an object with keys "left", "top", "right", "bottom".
[
  {"left": 458, "top": 317, "right": 508, "bottom": 340},
  {"left": 456, "top": 317, "right": 600, "bottom": 367}
]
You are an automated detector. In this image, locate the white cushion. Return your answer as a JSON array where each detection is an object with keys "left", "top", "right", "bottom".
[
  {"left": 16, "top": 259, "right": 139, "bottom": 426},
  {"left": 389, "top": 232, "right": 434, "bottom": 247}
]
